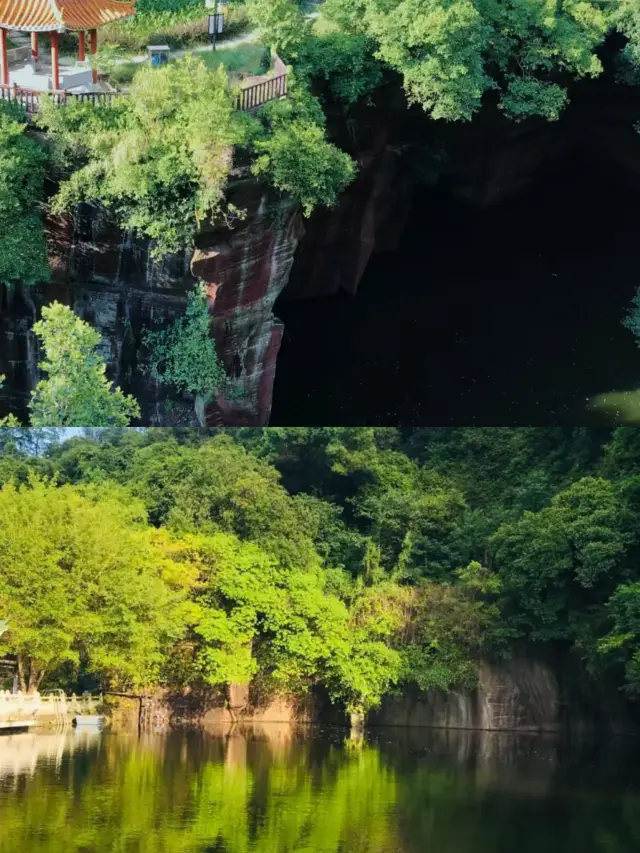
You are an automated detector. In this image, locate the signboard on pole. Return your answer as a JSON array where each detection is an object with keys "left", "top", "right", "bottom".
[{"left": 208, "top": 13, "right": 224, "bottom": 34}]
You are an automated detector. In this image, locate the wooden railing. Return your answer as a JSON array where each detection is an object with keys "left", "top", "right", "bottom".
[
  {"left": 0, "top": 83, "right": 117, "bottom": 114},
  {"left": 236, "top": 70, "right": 287, "bottom": 112},
  {"left": 1, "top": 54, "right": 288, "bottom": 116}
]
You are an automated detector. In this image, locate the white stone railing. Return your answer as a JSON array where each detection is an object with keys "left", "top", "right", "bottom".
[{"left": 0, "top": 690, "right": 102, "bottom": 722}]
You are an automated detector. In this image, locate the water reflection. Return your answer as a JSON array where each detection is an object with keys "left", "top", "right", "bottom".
[{"left": 0, "top": 726, "right": 639, "bottom": 853}]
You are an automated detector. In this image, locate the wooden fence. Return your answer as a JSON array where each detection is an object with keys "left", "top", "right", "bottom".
[
  {"left": 0, "top": 54, "right": 288, "bottom": 116},
  {"left": 0, "top": 83, "right": 117, "bottom": 114},
  {"left": 236, "top": 69, "right": 288, "bottom": 112}
]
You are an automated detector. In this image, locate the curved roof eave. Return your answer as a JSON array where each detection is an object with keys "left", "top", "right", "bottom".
[{"left": 0, "top": 0, "right": 136, "bottom": 33}]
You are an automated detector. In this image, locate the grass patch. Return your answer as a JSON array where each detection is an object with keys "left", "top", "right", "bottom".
[
  {"left": 99, "top": 3, "right": 250, "bottom": 53},
  {"left": 200, "top": 42, "right": 270, "bottom": 76}
]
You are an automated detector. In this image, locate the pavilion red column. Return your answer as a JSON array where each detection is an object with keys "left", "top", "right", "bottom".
[
  {"left": 78, "top": 31, "right": 85, "bottom": 62},
  {"left": 50, "top": 30, "right": 60, "bottom": 91},
  {"left": 0, "top": 27, "right": 9, "bottom": 87},
  {"left": 89, "top": 28, "right": 97, "bottom": 83},
  {"left": 31, "top": 32, "right": 39, "bottom": 63}
]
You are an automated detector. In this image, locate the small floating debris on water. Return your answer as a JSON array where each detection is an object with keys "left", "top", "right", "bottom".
[{"left": 588, "top": 388, "right": 640, "bottom": 423}]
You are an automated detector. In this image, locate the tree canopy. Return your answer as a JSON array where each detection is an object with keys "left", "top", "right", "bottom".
[
  {"left": 29, "top": 303, "right": 141, "bottom": 427},
  {"left": 0, "top": 102, "right": 50, "bottom": 287},
  {"left": 2, "top": 427, "right": 640, "bottom": 716}
]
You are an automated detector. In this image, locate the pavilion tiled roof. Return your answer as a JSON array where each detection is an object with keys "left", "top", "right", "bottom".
[{"left": 0, "top": 0, "right": 136, "bottom": 32}]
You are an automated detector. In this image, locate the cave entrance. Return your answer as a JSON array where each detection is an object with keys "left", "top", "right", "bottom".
[{"left": 272, "top": 146, "right": 640, "bottom": 426}]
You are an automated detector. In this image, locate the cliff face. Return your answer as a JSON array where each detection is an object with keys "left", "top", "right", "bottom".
[
  {"left": 369, "top": 656, "right": 638, "bottom": 735},
  {"left": 102, "top": 656, "right": 637, "bottom": 734},
  {"left": 3, "top": 68, "right": 640, "bottom": 424},
  {"left": 191, "top": 177, "right": 304, "bottom": 426},
  {"left": 0, "top": 178, "right": 303, "bottom": 426}
]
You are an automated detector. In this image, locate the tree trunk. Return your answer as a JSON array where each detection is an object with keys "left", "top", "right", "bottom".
[
  {"left": 16, "top": 655, "right": 27, "bottom": 693},
  {"left": 23, "top": 659, "right": 45, "bottom": 693},
  {"left": 349, "top": 711, "right": 365, "bottom": 740}
]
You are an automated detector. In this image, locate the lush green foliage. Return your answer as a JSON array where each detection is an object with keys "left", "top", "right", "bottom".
[
  {"left": 39, "top": 58, "right": 244, "bottom": 257},
  {"left": 251, "top": 80, "right": 356, "bottom": 214},
  {"left": 299, "top": 29, "right": 384, "bottom": 105},
  {"left": 0, "top": 102, "right": 51, "bottom": 287},
  {"left": 30, "top": 303, "right": 140, "bottom": 427},
  {"left": 252, "top": 117, "right": 356, "bottom": 215},
  {"left": 38, "top": 49, "right": 353, "bottom": 256},
  {"left": 5, "top": 427, "right": 640, "bottom": 713},
  {"left": 246, "top": 0, "right": 311, "bottom": 59},
  {"left": 145, "top": 283, "right": 230, "bottom": 399},
  {"left": 0, "top": 477, "right": 195, "bottom": 690},
  {"left": 281, "top": 0, "right": 626, "bottom": 121}
]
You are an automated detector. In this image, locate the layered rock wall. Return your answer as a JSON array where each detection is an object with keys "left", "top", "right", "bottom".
[
  {"left": 369, "top": 657, "right": 638, "bottom": 735},
  {"left": 0, "top": 178, "right": 303, "bottom": 426}
]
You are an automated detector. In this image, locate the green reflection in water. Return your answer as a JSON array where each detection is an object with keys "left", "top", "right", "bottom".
[
  {"left": 1, "top": 729, "right": 640, "bottom": 853},
  {"left": 0, "top": 729, "right": 397, "bottom": 853}
]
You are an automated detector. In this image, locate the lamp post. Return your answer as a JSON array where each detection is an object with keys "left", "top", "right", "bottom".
[{"left": 207, "top": 0, "right": 226, "bottom": 52}]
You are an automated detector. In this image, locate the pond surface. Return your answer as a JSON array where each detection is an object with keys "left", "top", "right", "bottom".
[{"left": 1, "top": 726, "right": 639, "bottom": 853}]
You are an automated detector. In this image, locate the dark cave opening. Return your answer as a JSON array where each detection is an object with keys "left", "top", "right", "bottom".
[{"left": 271, "top": 134, "right": 640, "bottom": 427}]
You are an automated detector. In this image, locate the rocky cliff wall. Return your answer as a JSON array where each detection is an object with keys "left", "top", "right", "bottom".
[
  {"left": 101, "top": 657, "right": 637, "bottom": 735},
  {"left": 369, "top": 657, "right": 638, "bottom": 735},
  {"left": 4, "top": 67, "right": 640, "bottom": 424},
  {"left": 0, "top": 176, "right": 303, "bottom": 427},
  {"left": 105, "top": 682, "right": 343, "bottom": 733}
]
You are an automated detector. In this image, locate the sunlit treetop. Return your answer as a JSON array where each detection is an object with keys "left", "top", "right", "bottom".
[{"left": 315, "top": 0, "right": 625, "bottom": 120}]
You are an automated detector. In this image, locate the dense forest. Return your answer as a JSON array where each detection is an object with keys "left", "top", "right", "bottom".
[{"left": 1, "top": 427, "right": 640, "bottom": 718}]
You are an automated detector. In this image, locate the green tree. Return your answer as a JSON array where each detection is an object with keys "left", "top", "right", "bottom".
[
  {"left": 400, "top": 562, "right": 507, "bottom": 692},
  {"left": 0, "top": 477, "right": 195, "bottom": 691},
  {"left": 319, "top": 0, "right": 610, "bottom": 120},
  {"left": 298, "top": 30, "right": 384, "bottom": 105},
  {"left": 145, "top": 282, "right": 230, "bottom": 400},
  {"left": 124, "top": 435, "right": 324, "bottom": 570},
  {"left": 598, "top": 582, "right": 640, "bottom": 693},
  {"left": 246, "top": 0, "right": 311, "bottom": 59},
  {"left": 490, "top": 477, "right": 631, "bottom": 642},
  {"left": 0, "top": 102, "right": 50, "bottom": 287},
  {"left": 251, "top": 97, "right": 356, "bottom": 215},
  {"left": 39, "top": 57, "right": 245, "bottom": 257},
  {"left": 30, "top": 302, "right": 140, "bottom": 427}
]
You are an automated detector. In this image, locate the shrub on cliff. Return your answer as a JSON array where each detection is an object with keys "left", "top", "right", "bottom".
[
  {"left": 144, "top": 282, "right": 232, "bottom": 400},
  {"left": 30, "top": 303, "right": 141, "bottom": 427},
  {"left": 39, "top": 57, "right": 246, "bottom": 258},
  {"left": 0, "top": 102, "right": 51, "bottom": 288},
  {"left": 250, "top": 80, "right": 356, "bottom": 215}
]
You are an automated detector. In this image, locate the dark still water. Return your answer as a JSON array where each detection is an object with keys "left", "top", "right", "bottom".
[
  {"left": 1, "top": 727, "right": 640, "bottom": 853},
  {"left": 272, "top": 155, "right": 640, "bottom": 426}
]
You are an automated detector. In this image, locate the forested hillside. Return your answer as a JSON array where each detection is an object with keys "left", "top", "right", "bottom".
[{"left": 1, "top": 427, "right": 639, "bottom": 717}]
